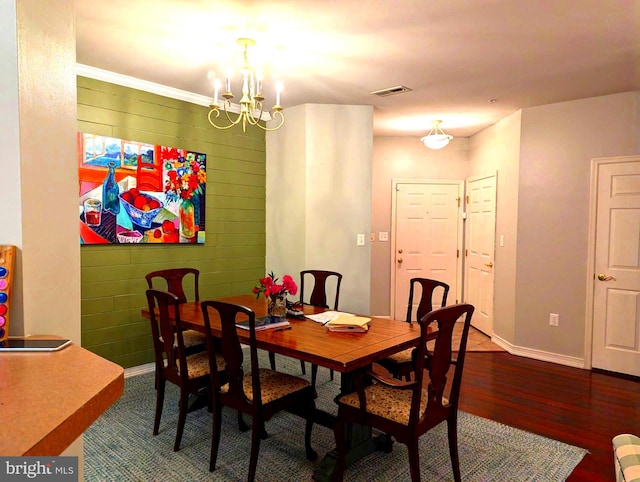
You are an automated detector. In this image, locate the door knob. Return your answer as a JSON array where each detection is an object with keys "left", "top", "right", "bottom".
[
  {"left": 597, "top": 273, "right": 616, "bottom": 281},
  {"left": 397, "top": 258, "right": 403, "bottom": 264},
  {"left": 484, "top": 262, "right": 494, "bottom": 268},
  {"left": 398, "top": 249, "right": 403, "bottom": 254}
]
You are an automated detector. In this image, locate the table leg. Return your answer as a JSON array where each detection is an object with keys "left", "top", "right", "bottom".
[{"left": 312, "top": 367, "right": 390, "bottom": 482}]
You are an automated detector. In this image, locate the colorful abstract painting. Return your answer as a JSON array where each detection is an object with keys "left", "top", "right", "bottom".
[{"left": 78, "top": 133, "right": 206, "bottom": 244}]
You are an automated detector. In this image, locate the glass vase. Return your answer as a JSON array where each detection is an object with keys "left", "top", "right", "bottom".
[
  {"left": 180, "top": 197, "right": 196, "bottom": 239},
  {"left": 102, "top": 161, "right": 120, "bottom": 215},
  {"left": 267, "top": 295, "right": 287, "bottom": 321}
]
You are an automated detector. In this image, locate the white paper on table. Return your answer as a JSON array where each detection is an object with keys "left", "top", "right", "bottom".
[{"left": 305, "top": 311, "right": 355, "bottom": 325}]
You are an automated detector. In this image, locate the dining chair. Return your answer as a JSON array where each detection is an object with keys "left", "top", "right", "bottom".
[
  {"left": 201, "top": 300, "right": 317, "bottom": 480},
  {"left": 268, "top": 270, "right": 342, "bottom": 386},
  {"left": 145, "top": 268, "right": 207, "bottom": 351},
  {"left": 377, "top": 278, "right": 449, "bottom": 380},
  {"left": 333, "top": 303, "right": 475, "bottom": 482},
  {"left": 145, "top": 289, "right": 224, "bottom": 452}
]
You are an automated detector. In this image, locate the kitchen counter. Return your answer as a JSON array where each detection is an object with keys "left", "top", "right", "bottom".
[{"left": 0, "top": 342, "right": 124, "bottom": 455}]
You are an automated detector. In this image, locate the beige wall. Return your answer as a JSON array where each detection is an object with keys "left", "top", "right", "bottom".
[
  {"left": 267, "top": 104, "right": 373, "bottom": 314},
  {"left": 1, "top": 0, "right": 82, "bottom": 464},
  {"left": 370, "top": 137, "right": 469, "bottom": 316},
  {"left": 516, "top": 91, "right": 640, "bottom": 357},
  {"left": 370, "top": 91, "right": 640, "bottom": 365},
  {"left": 468, "top": 111, "right": 521, "bottom": 343},
  {"left": 1, "top": 0, "right": 79, "bottom": 342}
]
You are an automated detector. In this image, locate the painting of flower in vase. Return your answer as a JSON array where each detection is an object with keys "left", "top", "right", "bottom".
[{"left": 78, "top": 132, "right": 206, "bottom": 244}]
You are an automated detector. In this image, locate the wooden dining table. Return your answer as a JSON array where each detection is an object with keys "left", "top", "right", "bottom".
[{"left": 142, "top": 294, "right": 429, "bottom": 481}]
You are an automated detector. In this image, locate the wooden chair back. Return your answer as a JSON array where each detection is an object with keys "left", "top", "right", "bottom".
[
  {"left": 406, "top": 278, "right": 449, "bottom": 323},
  {"left": 201, "top": 300, "right": 262, "bottom": 410},
  {"left": 334, "top": 303, "right": 474, "bottom": 482},
  {"left": 415, "top": 303, "right": 473, "bottom": 429},
  {"left": 200, "top": 300, "right": 317, "bottom": 478},
  {"left": 145, "top": 288, "right": 211, "bottom": 452},
  {"left": 145, "top": 289, "right": 189, "bottom": 385},
  {"left": 299, "top": 270, "right": 342, "bottom": 310},
  {"left": 145, "top": 268, "right": 200, "bottom": 304}
]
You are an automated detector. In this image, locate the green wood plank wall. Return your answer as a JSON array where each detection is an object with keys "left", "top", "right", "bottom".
[{"left": 77, "top": 77, "right": 266, "bottom": 368}]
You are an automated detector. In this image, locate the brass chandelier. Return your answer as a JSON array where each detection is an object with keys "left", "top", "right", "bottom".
[{"left": 208, "top": 38, "right": 284, "bottom": 132}]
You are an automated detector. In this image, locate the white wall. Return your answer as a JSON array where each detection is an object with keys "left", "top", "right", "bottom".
[{"left": 267, "top": 104, "right": 373, "bottom": 314}]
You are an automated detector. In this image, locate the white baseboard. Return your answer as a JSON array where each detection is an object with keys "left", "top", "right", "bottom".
[
  {"left": 491, "top": 333, "right": 585, "bottom": 369},
  {"left": 124, "top": 362, "right": 155, "bottom": 378}
]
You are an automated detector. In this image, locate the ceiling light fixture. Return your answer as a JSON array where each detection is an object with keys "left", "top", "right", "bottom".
[
  {"left": 420, "top": 120, "right": 453, "bottom": 150},
  {"left": 208, "top": 38, "right": 284, "bottom": 132}
]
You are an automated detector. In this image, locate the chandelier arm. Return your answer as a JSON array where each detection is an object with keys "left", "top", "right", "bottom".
[
  {"left": 254, "top": 110, "right": 285, "bottom": 132},
  {"left": 245, "top": 101, "right": 266, "bottom": 126},
  {"left": 208, "top": 109, "right": 238, "bottom": 130}
]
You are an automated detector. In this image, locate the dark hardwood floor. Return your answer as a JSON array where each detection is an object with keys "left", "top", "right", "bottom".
[{"left": 457, "top": 352, "right": 640, "bottom": 481}]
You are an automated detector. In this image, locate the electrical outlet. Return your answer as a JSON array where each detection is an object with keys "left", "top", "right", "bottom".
[
  {"left": 379, "top": 231, "right": 389, "bottom": 242},
  {"left": 356, "top": 233, "right": 366, "bottom": 246},
  {"left": 549, "top": 313, "right": 559, "bottom": 327}
]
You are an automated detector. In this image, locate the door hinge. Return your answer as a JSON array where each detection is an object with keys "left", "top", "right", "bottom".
[
  {"left": 457, "top": 249, "right": 460, "bottom": 258},
  {"left": 457, "top": 197, "right": 460, "bottom": 207},
  {"left": 465, "top": 249, "right": 468, "bottom": 257},
  {"left": 466, "top": 195, "right": 470, "bottom": 204}
]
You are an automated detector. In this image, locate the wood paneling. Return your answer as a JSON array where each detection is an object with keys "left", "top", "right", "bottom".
[{"left": 78, "top": 77, "right": 266, "bottom": 368}]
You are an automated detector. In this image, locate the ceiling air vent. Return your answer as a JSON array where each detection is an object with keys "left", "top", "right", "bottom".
[{"left": 370, "top": 85, "right": 412, "bottom": 97}]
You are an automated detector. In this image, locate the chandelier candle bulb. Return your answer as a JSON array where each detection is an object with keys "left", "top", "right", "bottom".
[
  {"left": 275, "top": 81, "right": 282, "bottom": 107},
  {"left": 225, "top": 67, "right": 232, "bottom": 94},
  {"left": 256, "top": 70, "right": 263, "bottom": 96}
]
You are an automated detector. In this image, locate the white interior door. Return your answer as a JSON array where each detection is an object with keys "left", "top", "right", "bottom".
[
  {"left": 591, "top": 158, "right": 640, "bottom": 377},
  {"left": 464, "top": 173, "right": 497, "bottom": 335},
  {"left": 392, "top": 181, "right": 462, "bottom": 321}
]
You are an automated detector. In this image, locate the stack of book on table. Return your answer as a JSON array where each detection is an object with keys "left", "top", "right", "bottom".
[
  {"left": 235, "top": 316, "right": 290, "bottom": 331},
  {"left": 325, "top": 314, "right": 371, "bottom": 333}
]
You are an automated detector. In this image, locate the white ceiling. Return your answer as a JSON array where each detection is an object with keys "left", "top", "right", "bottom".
[{"left": 75, "top": 0, "right": 640, "bottom": 138}]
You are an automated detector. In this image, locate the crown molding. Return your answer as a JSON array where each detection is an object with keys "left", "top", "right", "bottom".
[{"left": 75, "top": 63, "right": 276, "bottom": 119}]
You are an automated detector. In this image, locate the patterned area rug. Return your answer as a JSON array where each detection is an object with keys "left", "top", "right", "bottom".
[{"left": 85, "top": 353, "right": 587, "bottom": 481}]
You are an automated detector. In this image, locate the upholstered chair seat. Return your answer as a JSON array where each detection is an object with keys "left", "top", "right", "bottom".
[
  {"left": 182, "top": 330, "right": 208, "bottom": 348},
  {"left": 338, "top": 383, "right": 428, "bottom": 425},
  {"left": 175, "top": 351, "right": 223, "bottom": 380},
  {"left": 383, "top": 348, "right": 413, "bottom": 365},
  {"left": 159, "top": 329, "right": 207, "bottom": 349},
  {"left": 220, "top": 368, "right": 311, "bottom": 404}
]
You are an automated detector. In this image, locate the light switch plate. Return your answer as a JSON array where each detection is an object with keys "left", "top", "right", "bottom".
[
  {"left": 379, "top": 231, "right": 389, "bottom": 242},
  {"left": 356, "top": 233, "right": 366, "bottom": 246}
]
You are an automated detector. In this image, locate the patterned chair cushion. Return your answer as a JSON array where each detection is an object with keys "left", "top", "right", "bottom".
[
  {"left": 182, "top": 329, "right": 207, "bottom": 348},
  {"left": 159, "top": 329, "right": 207, "bottom": 349},
  {"left": 385, "top": 348, "right": 413, "bottom": 364},
  {"left": 338, "top": 382, "right": 429, "bottom": 425},
  {"left": 613, "top": 434, "right": 640, "bottom": 482},
  {"left": 221, "top": 368, "right": 310, "bottom": 404},
  {"left": 175, "top": 351, "right": 224, "bottom": 379}
]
